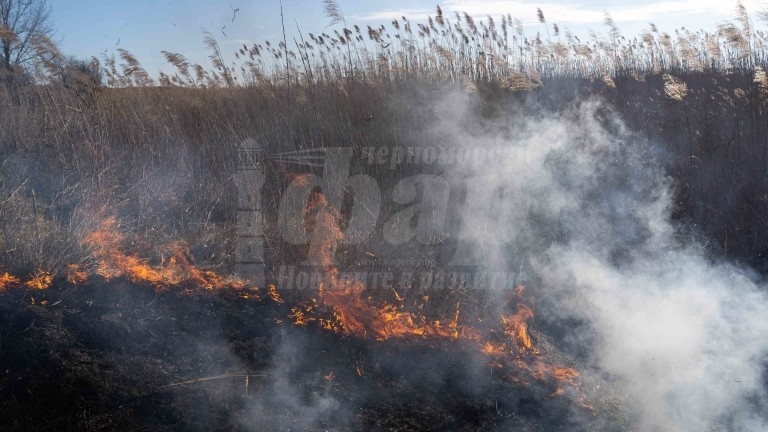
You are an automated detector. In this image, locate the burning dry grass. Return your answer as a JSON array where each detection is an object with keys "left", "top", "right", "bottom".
[
  {"left": 83, "top": 217, "right": 247, "bottom": 291},
  {"left": 0, "top": 270, "right": 50, "bottom": 291},
  {"left": 289, "top": 191, "right": 467, "bottom": 341},
  {"left": 0, "top": 216, "right": 250, "bottom": 295},
  {"left": 0, "top": 271, "right": 19, "bottom": 291},
  {"left": 283, "top": 191, "right": 586, "bottom": 405},
  {"left": 65, "top": 263, "right": 87, "bottom": 284},
  {"left": 0, "top": 274, "right": 620, "bottom": 431},
  {"left": 23, "top": 269, "right": 54, "bottom": 290},
  {"left": 0, "top": 200, "right": 591, "bottom": 412}
]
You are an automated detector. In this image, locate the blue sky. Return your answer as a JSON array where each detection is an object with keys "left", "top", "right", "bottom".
[{"left": 51, "top": 0, "right": 765, "bottom": 75}]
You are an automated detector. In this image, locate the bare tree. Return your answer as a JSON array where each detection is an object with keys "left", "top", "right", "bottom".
[{"left": 0, "top": 0, "right": 53, "bottom": 71}]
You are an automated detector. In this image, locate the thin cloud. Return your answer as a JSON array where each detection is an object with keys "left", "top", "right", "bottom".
[
  {"left": 222, "top": 38, "right": 255, "bottom": 46},
  {"left": 352, "top": 0, "right": 761, "bottom": 25},
  {"left": 349, "top": 8, "right": 434, "bottom": 21}
]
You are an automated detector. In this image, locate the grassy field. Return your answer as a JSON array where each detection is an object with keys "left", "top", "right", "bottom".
[
  {"left": 2, "top": 4, "right": 768, "bottom": 276},
  {"left": 1, "top": 3, "right": 768, "bottom": 431}
]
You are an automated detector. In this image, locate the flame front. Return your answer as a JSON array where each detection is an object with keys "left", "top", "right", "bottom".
[
  {"left": 285, "top": 191, "right": 584, "bottom": 402},
  {"left": 501, "top": 303, "right": 538, "bottom": 354},
  {"left": 292, "top": 191, "right": 466, "bottom": 341},
  {"left": 67, "top": 264, "right": 88, "bottom": 285},
  {"left": 24, "top": 270, "right": 54, "bottom": 290},
  {"left": 0, "top": 204, "right": 586, "bottom": 408},
  {"left": 84, "top": 217, "right": 246, "bottom": 291}
]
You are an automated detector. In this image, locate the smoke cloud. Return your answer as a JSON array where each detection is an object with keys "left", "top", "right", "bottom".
[
  {"left": 436, "top": 91, "right": 768, "bottom": 431},
  {"left": 240, "top": 328, "right": 348, "bottom": 431}
]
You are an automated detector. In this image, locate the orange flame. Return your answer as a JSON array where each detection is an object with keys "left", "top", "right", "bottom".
[
  {"left": 287, "top": 191, "right": 586, "bottom": 404},
  {"left": 293, "top": 192, "right": 467, "bottom": 341},
  {"left": 67, "top": 264, "right": 88, "bottom": 285},
  {"left": 0, "top": 207, "right": 587, "bottom": 408},
  {"left": 24, "top": 270, "right": 54, "bottom": 290},
  {"left": 83, "top": 217, "right": 246, "bottom": 291},
  {"left": 268, "top": 284, "right": 283, "bottom": 303},
  {"left": 501, "top": 304, "right": 539, "bottom": 354},
  {"left": 0, "top": 272, "right": 20, "bottom": 291}
]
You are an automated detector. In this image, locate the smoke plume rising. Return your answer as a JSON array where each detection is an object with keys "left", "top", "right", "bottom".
[{"left": 436, "top": 91, "right": 768, "bottom": 431}]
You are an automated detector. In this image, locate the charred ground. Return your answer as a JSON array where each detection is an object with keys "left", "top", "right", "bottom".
[{"left": 0, "top": 280, "right": 619, "bottom": 431}]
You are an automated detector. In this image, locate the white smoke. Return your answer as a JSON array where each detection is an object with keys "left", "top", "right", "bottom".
[
  {"left": 436, "top": 91, "right": 768, "bottom": 431},
  {"left": 240, "top": 329, "right": 346, "bottom": 430}
]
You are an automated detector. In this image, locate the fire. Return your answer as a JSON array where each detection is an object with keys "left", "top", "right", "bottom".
[
  {"left": 286, "top": 191, "right": 586, "bottom": 405},
  {"left": 501, "top": 304, "right": 539, "bottom": 354},
  {"left": 552, "top": 367, "right": 580, "bottom": 383},
  {"left": 83, "top": 217, "right": 247, "bottom": 291},
  {"left": 67, "top": 264, "right": 88, "bottom": 285},
  {"left": 24, "top": 270, "right": 54, "bottom": 290},
  {"left": 291, "top": 191, "right": 469, "bottom": 341},
  {"left": 289, "top": 301, "right": 313, "bottom": 326},
  {"left": 268, "top": 284, "right": 283, "bottom": 303},
  {"left": 314, "top": 273, "right": 467, "bottom": 341},
  {"left": 30, "top": 297, "right": 49, "bottom": 305},
  {"left": 0, "top": 203, "right": 587, "bottom": 408},
  {"left": 0, "top": 217, "right": 253, "bottom": 295},
  {"left": 482, "top": 341, "right": 507, "bottom": 357},
  {"left": 0, "top": 272, "right": 20, "bottom": 291}
]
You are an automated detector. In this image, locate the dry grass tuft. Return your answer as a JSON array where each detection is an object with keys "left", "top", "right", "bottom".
[{"left": 663, "top": 74, "right": 688, "bottom": 100}]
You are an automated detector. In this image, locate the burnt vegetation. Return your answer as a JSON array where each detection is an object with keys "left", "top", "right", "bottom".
[{"left": 0, "top": 1, "right": 767, "bottom": 431}]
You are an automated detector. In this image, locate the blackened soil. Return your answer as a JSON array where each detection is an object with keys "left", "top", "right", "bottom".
[{"left": 0, "top": 280, "right": 620, "bottom": 431}]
